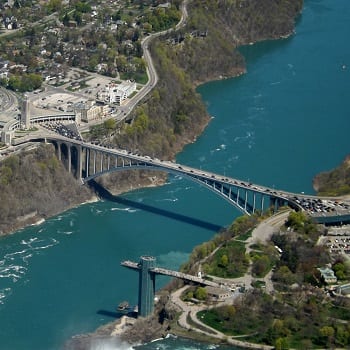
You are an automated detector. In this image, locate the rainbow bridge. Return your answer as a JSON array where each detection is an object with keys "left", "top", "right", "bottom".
[{"left": 14, "top": 133, "right": 350, "bottom": 225}]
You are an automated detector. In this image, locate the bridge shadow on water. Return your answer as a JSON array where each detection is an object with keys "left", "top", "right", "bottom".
[
  {"left": 97, "top": 309, "right": 137, "bottom": 319},
  {"left": 88, "top": 180, "right": 224, "bottom": 232}
]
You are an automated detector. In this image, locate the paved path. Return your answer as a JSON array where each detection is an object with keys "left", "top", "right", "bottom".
[
  {"left": 170, "top": 286, "right": 273, "bottom": 349},
  {"left": 168, "top": 211, "right": 291, "bottom": 348}
]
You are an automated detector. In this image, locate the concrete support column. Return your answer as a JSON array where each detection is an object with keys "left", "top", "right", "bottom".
[
  {"left": 244, "top": 190, "right": 248, "bottom": 211},
  {"left": 236, "top": 189, "right": 240, "bottom": 204},
  {"left": 67, "top": 144, "right": 72, "bottom": 174},
  {"left": 57, "top": 142, "right": 62, "bottom": 161},
  {"left": 261, "top": 196, "right": 265, "bottom": 212},
  {"left": 76, "top": 145, "right": 82, "bottom": 180},
  {"left": 100, "top": 153, "right": 103, "bottom": 172},
  {"left": 107, "top": 155, "right": 110, "bottom": 171},
  {"left": 86, "top": 148, "right": 90, "bottom": 178},
  {"left": 270, "top": 197, "right": 277, "bottom": 213},
  {"left": 253, "top": 193, "right": 256, "bottom": 213},
  {"left": 93, "top": 150, "right": 96, "bottom": 175}
]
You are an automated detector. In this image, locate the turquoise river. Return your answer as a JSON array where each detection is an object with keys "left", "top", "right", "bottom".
[{"left": 0, "top": 0, "right": 350, "bottom": 349}]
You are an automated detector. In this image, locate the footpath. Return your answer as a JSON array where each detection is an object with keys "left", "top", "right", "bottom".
[{"left": 169, "top": 211, "right": 291, "bottom": 349}]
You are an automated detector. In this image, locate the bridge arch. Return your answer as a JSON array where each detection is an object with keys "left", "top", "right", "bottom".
[
  {"left": 83, "top": 162, "right": 291, "bottom": 216},
  {"left": 19, "top": 134, "right": 350, "bottom": 224}
]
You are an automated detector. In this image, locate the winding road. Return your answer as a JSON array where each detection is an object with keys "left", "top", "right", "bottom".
[{"left": 125, "top": 0, "right": 189, "bottom": 116}]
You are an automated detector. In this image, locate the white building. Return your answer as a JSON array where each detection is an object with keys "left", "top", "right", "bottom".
[{"left": 98, "top": 81, "right": 137, "bottom": 105}]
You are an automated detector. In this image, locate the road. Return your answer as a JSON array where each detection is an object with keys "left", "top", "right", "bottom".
[{"left": 124, "top": 0, "right": 189, "bottom": 117}]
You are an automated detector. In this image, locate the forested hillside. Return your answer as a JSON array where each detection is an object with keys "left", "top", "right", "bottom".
[
  {"left": 313, "top": 155, "right": 350, "bottom": 196},
  {"left": 0, "top": 145, "right": 92, "bottom": 235}
]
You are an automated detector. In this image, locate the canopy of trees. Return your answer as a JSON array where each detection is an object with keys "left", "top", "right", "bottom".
[{"left": 313, "top": 155, "right": 350, "bottom": 196}]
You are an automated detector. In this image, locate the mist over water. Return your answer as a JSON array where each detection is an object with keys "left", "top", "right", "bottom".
[{"left": 1, "top": 1, "right": 350, "bottom": 349}]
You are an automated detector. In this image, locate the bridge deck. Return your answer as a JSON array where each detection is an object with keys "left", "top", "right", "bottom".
[
  {"left": 150, "top": 267, "right": 220, "bottom": 287},
  {"left": 121, "top": 260, "right": 140, "bottom": 270},
  {"left": 121, "top": 261, "right": 220, "bottom": 288}
]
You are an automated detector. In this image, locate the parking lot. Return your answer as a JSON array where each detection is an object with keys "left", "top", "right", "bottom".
[
  {"left": 32, "top": 92, "right": 86, "bottom": 113},
  {"left": 320, "top": 225, "right": 350, "bottom": 257}
]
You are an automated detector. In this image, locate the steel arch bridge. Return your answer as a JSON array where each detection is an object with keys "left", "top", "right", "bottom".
[{"left": 17, "top": 133, "right": 350, "bottom": 224}]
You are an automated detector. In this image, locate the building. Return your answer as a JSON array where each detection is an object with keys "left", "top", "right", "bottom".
[
  {"left": 98, "top": 81, "right": 137, "bottom": 105},
  {"left": 73, "top": 101, "right": 108, "bottom": 123},
  {"left": 317, "top": 267, "right": 337, "bottom": 284},
  {"left": 205, "top": 286, "right": 232, "bottom": 302},
  {"left": 335, "top": 283, "right": 350, "bottom": 297}
]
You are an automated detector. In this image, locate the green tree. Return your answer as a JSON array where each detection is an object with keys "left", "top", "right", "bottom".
[
  {"left": 319, "top": 326, "right": 335, "bottom": 347},
  {"left": 219, "top": 254, "right": 229, "bottom": 268},
  {"left": 47, "top": 0, "right": 62, "bottom": 13},
  {"left": 275, "top": 337, "right": 289, "bottom": 350},
  {"left": 194, "top": 287, "right": 207, "bottom": 300},
  {"left": 103, "top": 118, "right": 116, "bottom": 136},
  {"left": 252, "top": 255, "right": 270, "bottom": 277}
]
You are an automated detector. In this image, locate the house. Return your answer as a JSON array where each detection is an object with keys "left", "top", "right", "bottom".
[
  {"left": 317, "top": 267, "right": 337, "bottom": 284},
  {"left": 205, "top": 286, "right": 232, "bottom": 302}
]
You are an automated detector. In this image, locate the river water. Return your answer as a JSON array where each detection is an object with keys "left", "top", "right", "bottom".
[{"left": 0, "top": 0, "right": 349, "bottom": 349}]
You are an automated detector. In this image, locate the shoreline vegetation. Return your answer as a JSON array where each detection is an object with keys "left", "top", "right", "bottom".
[{"left": 313, "top": 155, "right": 350, "bottom": 197}]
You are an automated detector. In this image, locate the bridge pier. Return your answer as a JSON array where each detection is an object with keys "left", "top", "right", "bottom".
[
  {"left": 100, "top": 153, "right": 104, "bottom": 173},
  {"left": 56, "top": 141, "right": 62, "bottom": 161},
  {"left": 67, "top": 145, "right": 71, "bottom": 174},
  {"left": 76, "top": 145, "right": 82, "bottom": 180},
  {"left": 93, "top": 150, "right": 97, "bottom": 175},
  {"left": 85, "top": 148, "right": 90, "bottom": 177}
]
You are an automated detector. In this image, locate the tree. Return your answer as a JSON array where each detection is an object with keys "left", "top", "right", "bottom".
[
  {"left": 275, "top": 337, "right": 289, "bottom": 350},
  {"left": 319, "top": 326, "right": 335, "bottom": 347},
  {"left": 333, "top": 262, "right": 348, "bottom": 280},
  {"left": 273, "top": 265, "right": 295, "bottom": 285},
  {"left": 219, "top": 254, "right": 229, "bottom": 268},
  {"left": 103, "top": 118, "right": 116, "bottom": 136},
  {"left": 47, "top": 0, "right": 62, "bottom": 13},
  {"left": 252, "top": 255, "right": 270, "bottom": 277},
  {"left": 194, "top": 287, "right": 207, "bottom": 300}
]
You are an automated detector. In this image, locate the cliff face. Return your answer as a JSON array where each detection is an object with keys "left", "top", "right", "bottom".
[{"left": 0, "top": 144, "right": 93, "bottom": 236}]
